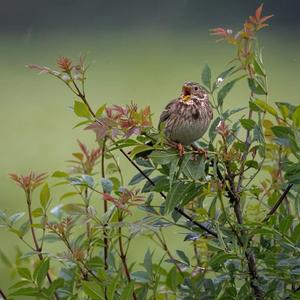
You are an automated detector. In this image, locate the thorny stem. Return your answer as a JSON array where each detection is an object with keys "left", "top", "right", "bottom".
[
  {"left": 117, "top": 211, "right": 137, "bottom": 300},
  {"left": 25, "top": 191, "right": 59, "bottom": 300}
]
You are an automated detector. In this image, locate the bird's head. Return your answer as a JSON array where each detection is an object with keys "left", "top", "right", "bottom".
[{"left": 180, "top": 82, "right": 206, "bottom": 102}]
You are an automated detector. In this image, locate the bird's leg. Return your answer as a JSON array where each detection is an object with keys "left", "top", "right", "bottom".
[
  {"left": 177, "top": 143, "right": 185, "bottom": 157},
  {"left": 166, "top": 140, "right": 185, "bottom": 157},
  {"left": 191, "top": 143, "right": 207, "bottom": 159}
]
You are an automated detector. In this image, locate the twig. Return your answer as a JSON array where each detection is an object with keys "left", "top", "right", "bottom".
[
  {"left": 154, "top": 230, "right": 184, "bottom": 275},
  {"left": 25, "top": 191, "right": 59, "bottom": 300},
  {"left": 117, "top": 211, "right": 137, "bottom": 300},
  {"left": 263, "top": 184, "right": 293, "bottom": 223},
  {"left": 0, "top": 289, "right": 7, "bottom": 300}
]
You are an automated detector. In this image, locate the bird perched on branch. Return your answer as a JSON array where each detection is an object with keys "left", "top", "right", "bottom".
[{"left": 159, "top": 81, "right": 213, "bottom": 156}]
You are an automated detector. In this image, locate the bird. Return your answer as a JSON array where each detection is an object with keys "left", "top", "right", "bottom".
[{"left": 159, "top": 81, "right": 213, "bottom": 156}]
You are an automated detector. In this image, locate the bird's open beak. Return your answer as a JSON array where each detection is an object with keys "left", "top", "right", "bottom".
[{"left": 182, "top": 85, "right": 191, "bottom": 102}]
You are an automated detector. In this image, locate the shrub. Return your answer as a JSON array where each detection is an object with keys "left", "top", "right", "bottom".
[{"left": 1, "top": 4, "right": 300, "bottom": 300}]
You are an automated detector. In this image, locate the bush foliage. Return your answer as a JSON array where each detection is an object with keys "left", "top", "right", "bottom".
[{"left": 1, "top": 4, "right": 300, "bottom": 300}]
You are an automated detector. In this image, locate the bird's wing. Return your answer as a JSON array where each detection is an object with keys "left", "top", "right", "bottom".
[{"left": 158, "top": 98, "right": 177, "bottom": 128}]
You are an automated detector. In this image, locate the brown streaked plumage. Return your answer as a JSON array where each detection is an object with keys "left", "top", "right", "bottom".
[{"left": 159, "top": 82, "right": 213, "bottom": 146}]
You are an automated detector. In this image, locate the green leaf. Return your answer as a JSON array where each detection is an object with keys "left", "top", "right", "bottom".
[
  {"left": 40, "top": 183, "right": 50, "bottom": 209},
  {"left": 101, "top": 178, "right": 114, "bottom": 194},
  {"left": 130, "top": 144, "right": 154, "bottom": 158},
  {"left": 107, "top": 274, "right": 120, "bottom": 300},
  {"left": 144, "top": 249, "right": 153, "bottom": 274},
  {"left": 32, "top": 208, "right": 44, "bottom": 217},
  {"left": 245, "top": 160, "right": 259, "bottom": 169},
  {"left": 150, "top": 151, "right": 178, "bottom": 165},
  {"left": 82, "top": 174, "right": 94, "bottom": 187},
  {"left": 209, "top": 252, "right": 237, "bottom": 270},
  {"left": 8, "top": 280, "right": 31, "bottom": 290},
  {"left": 292, "top": 106, "right": 300, "bottom": 128},
  {"left": 212, "top": 66, "right": 235, "bottom": 91},
  {"left": 240, "top": 119, "right": 256, "bottom": 130},
  {"left": 34, "top": 258, "right": 50, "bottom": 287},
  {"left": 169, "top": 156, "right": 180, "bottom": 188},
  {"left": 9, "top": 212, "right": 25, "bottom": 224},
  {"left": 73, "top": 119, "right": 92, "bottom": 128},
  {"left": 81, "top": 281, "right": 104, "bottom": 300},
  {"left": 176, "top": 250, "right": 190, "bottom": 265},
  {"left": 279, "top": 215, "right": 293, "bottom": 235},
  {"left": 166, "top": 182, "right": 202, "bottom": 213},
  {"left": 9, "top": 287, "right": 41, "bottom": 297},
  {"left": 275, "top": 102, "right": 295, "bottom": 119},
  {"left": 17, "top": 267, "right": 32, "bottom": 280},
  {"left": 52, "top": 171, "right": 69, "bottom": 178},
  {"left": 248, "top": 78, "right": 267, "bottom": 95},
  {"left": 201, "top": 64, "right": 211, "bottom": 90},
  {"left": 217, "top": 80, "right": 235, "bottom": 107},
  {"left": 74, "top": 100, "right": 91, "bottom": 118},
  {"left": 95, "top": 104, "right": 106, "bottom": 117},
  {"left": 129, "top": 169, "right": 153, "bottom": 185},
  {"left": 166, "top": 266, "right": 182, "bottom": 291},
  {"left": 253, "top": 57, "right": 266, "bottom": 76},
  {"left": 119, "top": 282, "right": 134, "bottom": 300},
  {"left": 60, "top": 191, "right": 79, "bottom": 201},
  {"left": 271, "top": 126, "right": 294, "bottom": 139},
  {"left": 47, "top": 278, "right": 64, "bottom": 296},
  {"left": 217, "top": 76, "right": 245, "bottom": 107},
  {"left": 253, "top": 99, "right": 277, "bottom": 116},
  {"left": 291, "top": 223, "right": 300, "bottom": 243},
  {"left": 131, "top": 271, "right": 151, "bottom": 283},
  {"left": 182, "top": 155, "right": 205, "bottom": 180}
]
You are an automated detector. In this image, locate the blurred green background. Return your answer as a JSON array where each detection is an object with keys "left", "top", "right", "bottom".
[{"left": 1, "top": 0, "right": 299, "bottom": 291}]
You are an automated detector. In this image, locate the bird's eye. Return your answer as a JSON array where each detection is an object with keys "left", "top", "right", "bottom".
[{"left": 194, "top": 87, "right": 198, "bottom": 91}]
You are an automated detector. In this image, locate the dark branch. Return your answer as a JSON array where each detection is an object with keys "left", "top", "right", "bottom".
[
  {"left": 0, "top": 289, "right": 7, "bottom": 300},
  {"left": 263, "top": 183, "right": 293, "bottom": 223}
]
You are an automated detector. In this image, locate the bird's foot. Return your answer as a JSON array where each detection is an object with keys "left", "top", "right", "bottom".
[
  {"left": 177, "top": 143, "right": 185, "bottom": 157},
  {"left": 191, "top": 144, "right": 208, "bottom": 159},
  {"left": 166, "top": 141, "right": 186, "bottom": 157}
]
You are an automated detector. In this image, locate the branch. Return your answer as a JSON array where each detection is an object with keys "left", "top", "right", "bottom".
[
  {"left": 0, "top": 289, "right": 7, "bottom": 300},
  {"left": 263, "top": 184, "right": 293, "bottom": 223}
]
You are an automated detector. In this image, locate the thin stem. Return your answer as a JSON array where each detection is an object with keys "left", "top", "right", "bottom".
[
  {"left": 154, "top": 230, "right": 183, "bottom": 275},
  {"left": 117, "top": 211, "right": 137, "bottom": 300},
  {"left": 25, "top": 191, "right": 58, "bottom": 300},
  {"left": 101, "top": 138, "right": 109, "bottom": 270},
  {"left": 101, "top": 137, "right": 109, "bottom": 300},
  {"left": 84, "top": 187, "right": 91, "bottom": 257}
]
